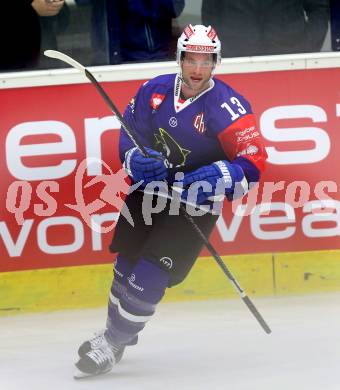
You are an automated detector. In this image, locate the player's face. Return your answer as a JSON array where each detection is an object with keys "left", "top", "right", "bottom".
[{"left": 181, "top": 52, "right": 215, "bottom": 96}]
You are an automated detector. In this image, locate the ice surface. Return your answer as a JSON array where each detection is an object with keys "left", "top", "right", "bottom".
[{"left": 1, "top": 293, "right": 340, "bottom": 390}]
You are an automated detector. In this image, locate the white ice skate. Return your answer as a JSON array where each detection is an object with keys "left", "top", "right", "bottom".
[
  {"left": 74, "top": 331, "right": 124, "bottom": 379},
  {"left": 77, "top": 330, "right": 126, "bottom": 363}
]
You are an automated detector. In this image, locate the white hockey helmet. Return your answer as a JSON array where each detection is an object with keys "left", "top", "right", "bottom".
[{"left": 176, "top": 24, "right": 221, "bottom": 65}]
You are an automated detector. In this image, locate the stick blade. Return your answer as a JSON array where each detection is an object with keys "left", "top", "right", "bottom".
[
  {"left": 44, "top": 50, "right": 85, "bottom": 73},
  {"left": 242, "top": 295, "right": 272, "bottom": 334}
]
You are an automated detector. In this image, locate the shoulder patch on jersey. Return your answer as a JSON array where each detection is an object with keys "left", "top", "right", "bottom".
[{"left": 150, "top": 93, "right": 166, "bottom": 110}]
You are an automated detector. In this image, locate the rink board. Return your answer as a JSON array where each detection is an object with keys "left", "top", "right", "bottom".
[
  {"left": 1, "top": 249, "right": 340, "bottom": 315},
  {"left": 2, "top": 53, "right": 340, "bottom": 316}
]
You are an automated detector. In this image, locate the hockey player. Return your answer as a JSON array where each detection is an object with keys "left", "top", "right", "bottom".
[{"left": 75, "top": 24, "right": 268, "bottom": 377}]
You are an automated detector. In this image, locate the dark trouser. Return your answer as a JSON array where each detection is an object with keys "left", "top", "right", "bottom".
[
  {"left": 110, "top": 191, "right": 218, "bottom": 287},
  {"left": 105, "top": 191, "right": 218, "bottom": 347}
]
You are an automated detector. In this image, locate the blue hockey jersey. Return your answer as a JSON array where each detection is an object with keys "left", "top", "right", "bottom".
[{"left": 119, "top": 73, "right": 267, "bottom": 183}]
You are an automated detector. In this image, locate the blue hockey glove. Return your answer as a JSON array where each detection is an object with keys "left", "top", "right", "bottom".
[
  {"left": 181, "top": 160, "right": 249, "bottom": 205},
  {"left": 123, "top": 147, "right": 168, "bottom": 185}
]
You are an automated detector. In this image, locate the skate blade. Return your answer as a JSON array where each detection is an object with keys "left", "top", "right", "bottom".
[
  {"left": 74, "top": 369, "right": 91, "bottom": 380},
  {"left": 73, "top": 368, "right": 111, "bottom": 380}
]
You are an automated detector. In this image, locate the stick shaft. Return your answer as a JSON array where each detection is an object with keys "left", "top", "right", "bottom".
[{"left": 180, "top": 207, "right": 271, "bottom": 334}]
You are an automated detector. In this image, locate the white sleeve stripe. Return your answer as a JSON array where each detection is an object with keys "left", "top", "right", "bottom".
[{"left": 109, "top": 292, "right": 153, "bottom": 323}]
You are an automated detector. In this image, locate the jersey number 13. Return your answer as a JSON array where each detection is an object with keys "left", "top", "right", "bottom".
[{"left": 221, "top": 97, "right": 247, "bottom": 121}]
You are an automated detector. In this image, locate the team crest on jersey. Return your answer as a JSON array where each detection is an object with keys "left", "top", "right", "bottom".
[
  {"left": 193, "top": 112, "right": 206, "bottom": 134},
  {"left": 150, "top": 93, "right": 165, "bottom": 110},
  {"left": 154, "top": 128, "right": 191, "bottom": 168}
]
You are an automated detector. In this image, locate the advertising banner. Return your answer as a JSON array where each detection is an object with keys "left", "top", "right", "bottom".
[{"left": 1, "top": 68, "right": 339, "bottom": 272}]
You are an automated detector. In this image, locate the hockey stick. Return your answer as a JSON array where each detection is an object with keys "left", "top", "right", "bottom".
[{"left": 44, "top": 50, "right": 271, "bottom": 334}]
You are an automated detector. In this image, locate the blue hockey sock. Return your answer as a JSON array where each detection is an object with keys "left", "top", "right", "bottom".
[
  {"left": 105, "top": 257, "right": 169, "bottom": 346},
  {"left": 110, "top": 254, "right": 134, "bottom": 301}
]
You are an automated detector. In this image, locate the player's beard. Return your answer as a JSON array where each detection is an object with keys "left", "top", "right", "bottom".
[{"left": 181, "top": 72, "right": 212, "bottom": 95}]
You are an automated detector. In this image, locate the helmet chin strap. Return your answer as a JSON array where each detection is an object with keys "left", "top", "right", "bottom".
[{"left": 178, "top": 71, "right": 191, "bottom": 90}]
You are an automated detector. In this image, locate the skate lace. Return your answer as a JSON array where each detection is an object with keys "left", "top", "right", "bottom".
[
  {"left": 87, "top": 347, "right": 113, "bottom": 366},
  {"left": 88, "top": 330, "right": 123, "bottom": 360},
  {"left": 90, "top": 332, "right": 106, "bottom": 348}
]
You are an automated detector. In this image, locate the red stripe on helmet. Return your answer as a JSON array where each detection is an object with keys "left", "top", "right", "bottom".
[
  {"left": 183, "top": 24, "right": 194, "bottom": 39},
  {"left": 207, "top": 27, "right": 217, "bottom": 41}
]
